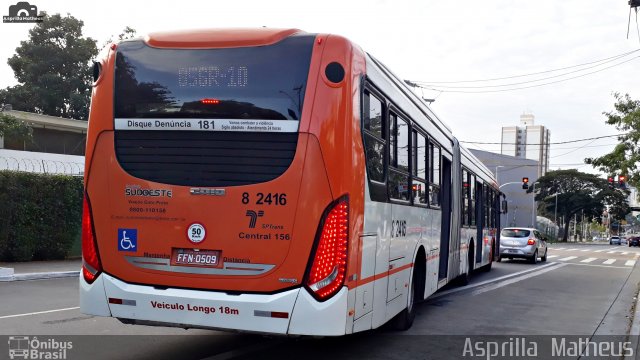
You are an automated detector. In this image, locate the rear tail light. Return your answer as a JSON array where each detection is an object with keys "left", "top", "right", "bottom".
[
  {"left": 527, "top": 239, "right": 536, "bottom": 245},
  {"left": 82, "top": 193, "right": 102, "bottom": 283},
  {"left": 306, "top": 196, "right": 349, "bottom": 301}
]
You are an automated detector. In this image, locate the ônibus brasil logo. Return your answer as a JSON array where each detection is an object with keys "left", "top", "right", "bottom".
[{"left": 8, "top": 336, "right": 73, "bottom": 359}]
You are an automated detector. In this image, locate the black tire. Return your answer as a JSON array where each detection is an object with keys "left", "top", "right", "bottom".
[
  {"left": 390, "top": 259, "right": 421, "bottom": 330},
  {"left": 529, "top": 250, "right": 538, "bottom": 264},
  {"left": 541, "top": 248, "right": 547, "bottom": 262},
  {"left": 459, "top": 243, "right": 474, "bottom": 285}
]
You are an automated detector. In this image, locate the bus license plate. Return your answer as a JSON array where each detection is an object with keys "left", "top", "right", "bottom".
[{"left": 171, "top": 249, "right": 221, "bottom": 267}]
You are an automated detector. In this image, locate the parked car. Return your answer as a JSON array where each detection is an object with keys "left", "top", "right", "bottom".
[
  {"left": 498, "top": 227, "right": 548, "bottom": 264},
  {"left": 609, "top": 236, "right": 621, "bottom": 245},
  {"left": 629, "top": 236, "right": 640, "bottom": 247}
]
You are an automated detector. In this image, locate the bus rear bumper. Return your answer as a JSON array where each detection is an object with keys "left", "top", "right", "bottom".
[{"left": 80, "top": 273, "right": 348, "bottom": 336}]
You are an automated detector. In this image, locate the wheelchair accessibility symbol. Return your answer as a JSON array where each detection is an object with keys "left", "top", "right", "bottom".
[{"left": 118, "top": 228, "right": 137, "bottom": 252}]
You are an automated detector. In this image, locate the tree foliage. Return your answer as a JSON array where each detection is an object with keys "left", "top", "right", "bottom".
[
  {"left": 0, "top": 113, "right": 33, "bottom": 144},
  {"left": 531, "top": 169, "right": 629, "bottom": 241},
  {"left": 0, "top": 13, "right": 97, "bottom": 120},
  {"left": 586, "top": 93, "right": 640, "bottom": 189}
]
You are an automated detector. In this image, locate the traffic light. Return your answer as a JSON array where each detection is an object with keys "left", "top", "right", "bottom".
[
  {"left": 522, "top": 177, "right": 529, "bottom": 190},
  {"left": 619, "top": 175, "right": 626, "bottom": 188}
]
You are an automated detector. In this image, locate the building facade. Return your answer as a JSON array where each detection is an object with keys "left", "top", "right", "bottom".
[{"left": 500, "top": 113, "right": 550, "bottom": 177}]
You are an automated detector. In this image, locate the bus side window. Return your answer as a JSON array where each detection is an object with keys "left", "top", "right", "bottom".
[
  {"left": 388, "top": 113, "right": 410, "bottom": 201},
  {"left": 363, "top": 91, "right": 385, "bottom": 183},
  {"left": 430, "top": 142, "right": 441, "bottom": 207}
]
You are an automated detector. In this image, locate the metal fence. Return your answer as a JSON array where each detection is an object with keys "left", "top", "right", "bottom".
[{"left": 0, "top": 156, "right": 84, "bottom": 175}]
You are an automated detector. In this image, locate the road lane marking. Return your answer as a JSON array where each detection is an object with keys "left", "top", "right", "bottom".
[
  {"left": 430, "top": 262, "right": 559, "bottom": 300},
  {"left": 0, "top": 307, "right": 80, "bottom": 319},
  {"left": 580, "top": 249, "right": 591, "bottom": 252},
  {"left": 547, "top": 255, "right": 559, "bottom": 259},
  {"left": 566, "top": 248, "right": 578, "bottom": 251},
  {"left": 625, "top": 260, "right": 636, "bottom": 267},
  {"left": 471, "top": 263, "right": 567, "bottom": 296},
  {"left": 607, "top": 251, "right": 617, "bottom": 254},
  {"left": 554, "top": 247, "right": 566, "bottom": 250},
  {"left": 603, "top": 259, "right": 616, "bottom": 265},
  {"left": 580, "top": 258, "right": 597, "bottom": 263},
  {"left": 595, "top": 247, "right": 617, "bottom": 253},
  {"left": 622, "top": 252, "right": 630, "bottom": 255},
  {"left": 566, "top": 263, "right": 630, "bottom": 269},
  {"left": 558, "top": 256, "right": 578, "bottom": 261}
]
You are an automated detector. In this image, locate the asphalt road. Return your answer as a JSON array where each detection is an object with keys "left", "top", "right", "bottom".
[{"left": 2, "top": 242, "right": 640, "bottom": 360}]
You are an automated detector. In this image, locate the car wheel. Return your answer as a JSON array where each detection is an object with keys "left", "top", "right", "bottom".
[
  {"left": 529, "top": 250, "right": 538, "bottom": 264},
  {"left": 541, "top": 248, "right": 547, "bottom": 262}
]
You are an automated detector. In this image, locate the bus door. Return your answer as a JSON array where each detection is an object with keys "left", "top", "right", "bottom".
[{"left": 438, "top": 156, "right": 452, "bottom": 280}]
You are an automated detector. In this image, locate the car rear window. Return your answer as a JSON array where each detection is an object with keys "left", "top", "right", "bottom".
[{"left": 501, "top": 229, "right": 530, "bottom": 238}]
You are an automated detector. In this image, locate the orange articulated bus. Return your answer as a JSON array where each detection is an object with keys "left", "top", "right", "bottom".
[{"left": 80, "top": 28, "right": 504, "bottom": 335}]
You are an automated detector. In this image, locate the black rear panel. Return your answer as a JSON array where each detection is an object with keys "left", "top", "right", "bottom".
[{"left": 115, "top": 131, "right": 298, "bottom": 186}]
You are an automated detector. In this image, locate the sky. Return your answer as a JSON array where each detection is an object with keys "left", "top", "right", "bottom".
[{"left": 1, "top": 0, "right": 639, "bottom": 175}]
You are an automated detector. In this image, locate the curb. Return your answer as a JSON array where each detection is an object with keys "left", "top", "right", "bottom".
[{"left": 0, "top": 270, "right": 79, "bottom": 282}]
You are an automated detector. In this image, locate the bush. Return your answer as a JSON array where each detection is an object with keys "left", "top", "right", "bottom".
[{"left": 0, "top": 170, "right": 83, "bottom": 261}]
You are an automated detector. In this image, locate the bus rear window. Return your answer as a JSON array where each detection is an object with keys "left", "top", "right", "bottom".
[{"left": 114, "top": 35, "right": 315, "bottom": 121}]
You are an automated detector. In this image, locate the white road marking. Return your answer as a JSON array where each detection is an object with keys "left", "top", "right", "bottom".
[
  {"left": 553, "top": 248, "right": 566, "bottom": 250},
  {"left": 430, "top": 262, "right": 560, "bottom": 300},
  {"left": 580, "top": 249, "right": 590, "bottom": 252},
  {"left": 566, "top": 248, "right": 578, "bottom": 251},
  {"left": 594, "top": 247, "right": 618, "bottom": 253},
  {"left": 0, "top": 307, "right": 80, "bottom": 319},
  {"left": 471, "top": 263, "right": 567, "bottom": 296},
  {"left": 622, "top": 252, "right": 630, "bottom": 255},
  {"left": 580, "top": 258, "right": 597, "bottom": 263},
  {"left": 558, "top": 256, "right": 578, "bottom": 261},
  {"left": 607, "top": 251, "right": 617, "bottom": 254},
  {"left": 566, "top": 263, "right": 630, "bottom": 269},
  {"left": 625, "top": 260, "right": 636, "bottom": 267},
  {"left": 603, "top": 259, "right": 616, "bottom": 265},
  {"left": 547, "top": 255, "right": 559, "bottom": 259}
]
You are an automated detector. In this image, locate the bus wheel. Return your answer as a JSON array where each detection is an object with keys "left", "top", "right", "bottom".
[
  {"left": 459, "top": 242, "right": 474, "bottom": 285},
  {"left": 482, "top": 241, "right": 494, "bottom": 272},
  {"left": 390, "top": 253, "right": 424, "bottom": 331}
]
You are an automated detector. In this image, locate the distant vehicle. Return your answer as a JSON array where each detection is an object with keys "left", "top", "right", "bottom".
[
  {"left": 621, "top": 237, "right": 628, "bottom": 245},
  {"left": 629, "top": 237, "right": 640, "bottom": 247},
  {"left": 592, "top": 236, "right": 601, "bottom": 241},
  {"left": 498, "top": 227, "right": 548, "bottom": 264},
  {"left": 609, "top": 236, "right": 621, "bottom": 245}
]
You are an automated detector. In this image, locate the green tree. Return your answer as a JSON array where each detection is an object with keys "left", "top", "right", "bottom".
[
  {"left": 0, "top": 113, "right": 33, "bottom": 145},
  {"left": 586, "top": 93, "right": 640, "bottom": 189},
  {"left": 531, "top": 169, "right": 629, "bottom": 242},
  {"left": 0, "top": 13, "right": 98, "bottom": 120}
]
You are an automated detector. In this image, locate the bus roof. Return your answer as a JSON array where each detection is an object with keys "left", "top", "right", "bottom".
[{"left": 143, "top": 28, "right": 303, "bottom": 48}]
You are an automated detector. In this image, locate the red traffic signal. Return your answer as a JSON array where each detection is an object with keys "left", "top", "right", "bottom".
[{"left": 522, "top": 177, "right": 529, "bottom": 190}]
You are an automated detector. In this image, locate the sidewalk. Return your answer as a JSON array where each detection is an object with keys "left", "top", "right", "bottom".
[{"left": 0, "top": 259, "right": 81, "bottom": 281}]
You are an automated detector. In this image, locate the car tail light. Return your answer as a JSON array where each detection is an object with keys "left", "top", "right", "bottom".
[
  {"left": 82, "top": 194, "right": 102, "bottom": 283},
  {"left": 306, "top": 197, "right": 349, "bottom": 301},
  {"left": 527, "top": 239, "right": 536, "bottom": 245}
]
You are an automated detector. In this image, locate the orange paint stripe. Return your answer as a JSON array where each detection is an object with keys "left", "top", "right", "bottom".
[{"left": 357, "top": 262, "right": 414, "bottom": 286}]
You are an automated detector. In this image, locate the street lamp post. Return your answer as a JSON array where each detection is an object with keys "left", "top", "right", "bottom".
[{"left": 531, "top": 182, "right": 539, "bottom": 228}]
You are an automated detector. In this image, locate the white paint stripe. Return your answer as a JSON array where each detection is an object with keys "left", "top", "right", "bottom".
[
  {"left": 580, "top": 258, "right": 597, "bottom": 263},
  {"left": 603, "top": 259, "right": 616, "bottom": 265},
  {"left": 625, "top": 260, "right": 636, "bottom": 267},
  {"left": 558, "top": 256, "right": 578, "bottom": 261},
  {"left": 471, "top": 264, "right": 567, "bottom": 296},
  {"left": 622, "top": 252, "right": 630, "bottom": 255},
  {"left": 580, "top": 249, "right": 590, "bottom": 252},
  {"left": 547, "top": 255, "right": 559, "bottom": 259},
  {"left": 607, "top": 251, "right": 617, "bottom": 254},
  {"left": 566, "top": 263, "right": 630, "bottom": 269},
  {"left": 566, "top": 248, "right": 578, "bottom": 251},
  {"left": 430, "top": 262, "right": 559, "bottom": 300},
  {"left": 554, "top": 248, "right": 566, "bottom": 250},
  {"left": 0, "top": 307, "right": 79, "bottom": 319},
  {"left": 595, "top": 247, "right": 617, "bottom": 253}
]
